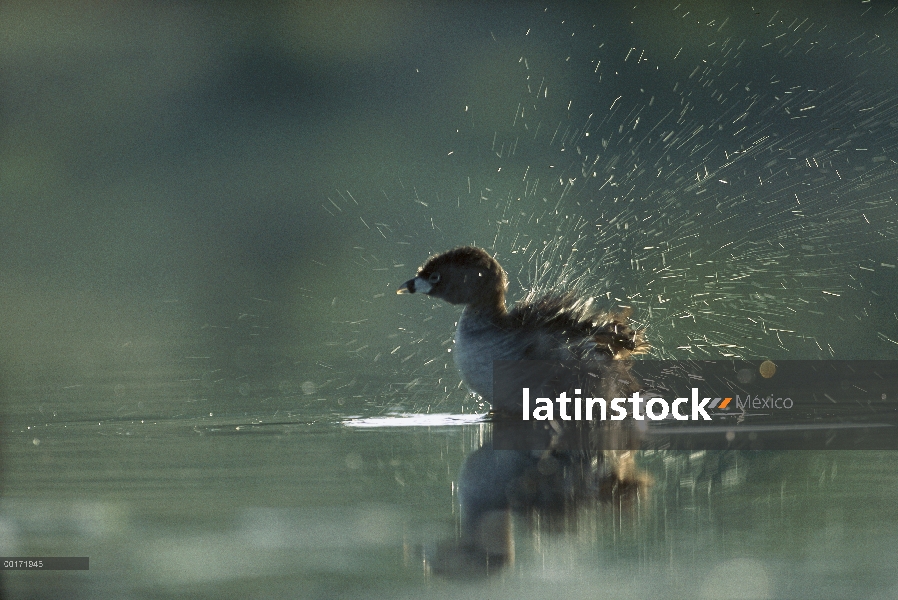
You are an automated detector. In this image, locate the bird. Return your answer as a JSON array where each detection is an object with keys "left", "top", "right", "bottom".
[
  {"left": 397, "top": 246, "right": 649, "bottom": 414},
  {"left": 399, "top": 247, "right": 651, "bottom": 576}
]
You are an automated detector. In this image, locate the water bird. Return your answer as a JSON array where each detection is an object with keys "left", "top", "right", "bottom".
[
  {"left": 399, "top": 246, "right": 651, "bottom": 576},
  {"left": 397, "top": 246, "right": 649, "bottom": 414}
]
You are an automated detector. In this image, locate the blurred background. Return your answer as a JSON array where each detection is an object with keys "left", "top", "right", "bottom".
[
  {"left": 2, "top": 0, "right": 897, "bottom": 417},
  {"left": 1, "top": 1, "right": 898, "bottom": 598}
]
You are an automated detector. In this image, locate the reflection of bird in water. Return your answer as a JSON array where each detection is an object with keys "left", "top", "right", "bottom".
[{"left": 398, "top": 246, "right": 651, "bottom": 577}]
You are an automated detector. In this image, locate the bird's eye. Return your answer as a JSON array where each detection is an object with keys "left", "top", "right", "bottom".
[{"left": 428, "top": 272, "right": 441, "bottom": 284}]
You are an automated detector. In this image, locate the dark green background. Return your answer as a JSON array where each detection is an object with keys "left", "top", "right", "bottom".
[{"left": 2, "top": 0, "right": 897, "bottom": 419}]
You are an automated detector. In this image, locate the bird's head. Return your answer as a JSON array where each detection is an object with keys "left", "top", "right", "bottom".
[{"left": 397, "top": 246, "right": 507, "bottom": 312}]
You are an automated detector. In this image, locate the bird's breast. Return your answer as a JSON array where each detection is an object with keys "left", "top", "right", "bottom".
[{"left": 453, "top": 311, "right": 524, "bottom": 401}]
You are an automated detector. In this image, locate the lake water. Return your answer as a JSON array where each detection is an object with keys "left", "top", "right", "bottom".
[
  {"left": 2, "top": 1, "right": 898, "bottom": 598},
  {"left": 3, "top": 376, "right": 897, "bottom": 598}
]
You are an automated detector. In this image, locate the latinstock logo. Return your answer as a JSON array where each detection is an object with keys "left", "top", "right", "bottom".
[
  {"left": 519, "top": 389, "right": 793, "bottom": 422},
  {"left": 492, "top": 360, "right": 898, "bottom": 451}
]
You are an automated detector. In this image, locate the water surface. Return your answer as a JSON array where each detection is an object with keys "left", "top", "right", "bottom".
[{"left": 4, "top": 382, "right": 897, "bottom": 598}]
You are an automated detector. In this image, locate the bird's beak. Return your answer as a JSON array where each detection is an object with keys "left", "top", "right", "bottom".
[{"left": 397, "top": 277, "right": 432, "bottom": 295}]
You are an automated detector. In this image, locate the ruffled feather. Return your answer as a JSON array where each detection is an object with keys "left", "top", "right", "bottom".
[{"left": 509, "top": 292, "right": 649, "bottom": 358}]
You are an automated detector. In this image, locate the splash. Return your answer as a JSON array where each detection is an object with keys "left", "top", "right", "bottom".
[{"left": 327, "top": 3, "right": 898, "bottom": 413}]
